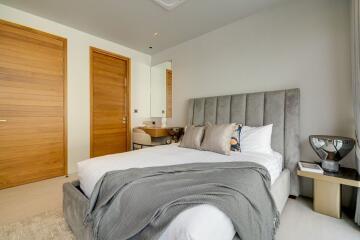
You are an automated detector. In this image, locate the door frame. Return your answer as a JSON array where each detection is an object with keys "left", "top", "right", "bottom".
[
  {"left": 0, "top": 19, "right": 68, "bottom": 179},
  {"left": 89, "top": 47, "right": 131, "bottom": 157},
  {"left": 166, "top": 69, "right": 172, "bottom": 118}
]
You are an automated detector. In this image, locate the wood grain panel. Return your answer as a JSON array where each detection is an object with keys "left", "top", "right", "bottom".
[
  {"left": 297, "top": 170, "right": 360, "bottom": 187},
  {"left": 90, "top": 47, "right": 130, "bottom": 157},
  {"left": 313, "top": 179, "right": 341, "bottom": 218},
  {"left": 0, "top": 20, "right": 67, "bottom": 189},
  {"left": 166, "top": 69, "right": 172, "bottom": 118},
  {"left": 142, "top": 127, "right": 170, "bottom": 138}
]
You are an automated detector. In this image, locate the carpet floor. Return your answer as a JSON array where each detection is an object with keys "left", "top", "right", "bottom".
[{"left": 0, "top": 211, "right": 75, "bottom": 240}]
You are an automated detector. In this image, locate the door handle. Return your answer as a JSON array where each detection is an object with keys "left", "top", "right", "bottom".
[
  {"left": 122, "top": 117, "right": 127, "bottom": 124},
  {"left": 0, "top": 119, "right": 7, "bottom": 122}
]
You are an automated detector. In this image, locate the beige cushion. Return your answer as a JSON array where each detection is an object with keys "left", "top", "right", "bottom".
[
  {"left": 201, "top": 123, "right": 236, "bottom": 155},
  {"left": 179, "top": 126, "right": 205, "bottom": 150}
]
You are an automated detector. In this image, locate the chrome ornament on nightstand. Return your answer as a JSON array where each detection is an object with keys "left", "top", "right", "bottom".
[{"left": 309, "top": 135, "right": 355, "bottom": 173}]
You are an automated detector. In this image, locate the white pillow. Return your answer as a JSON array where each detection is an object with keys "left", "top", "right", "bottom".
[{"left": 240, "top": 124, "right": 273, "bottom": 154}]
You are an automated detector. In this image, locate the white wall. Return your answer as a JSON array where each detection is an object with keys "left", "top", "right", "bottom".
[
  {"left": 0, "top": 4, "right": 151, "bottom": 174},
  {"left": 152, "top": 0, "right": 354, "bottom": 196}
]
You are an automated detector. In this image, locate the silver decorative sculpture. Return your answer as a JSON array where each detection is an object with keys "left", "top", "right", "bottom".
[{"left": 309, "top": 135, "right": 355, "bottom": 172}]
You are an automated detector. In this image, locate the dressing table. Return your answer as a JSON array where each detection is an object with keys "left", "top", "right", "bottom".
[
  {"left": 141, "top": 127, "right": 171, "bottom": 138},
  {"left": 140, "top": 126, "right": 184, "bottom": 142}
]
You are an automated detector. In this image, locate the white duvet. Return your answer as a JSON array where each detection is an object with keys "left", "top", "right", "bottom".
[{"left": 78, "top": 144, "right": 283, "bottom": 240}]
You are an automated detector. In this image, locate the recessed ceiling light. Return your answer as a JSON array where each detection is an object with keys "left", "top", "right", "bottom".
[
  {"left": 152, "top": 0, "right": 188, "bottom": 11},
  {"left": 153, "top": 32, "right": 159, "bottom": 37}
]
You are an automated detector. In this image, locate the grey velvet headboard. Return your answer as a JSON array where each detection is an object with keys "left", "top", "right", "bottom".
[{"left": 186, "top": 88, "right": 300, "bottom": 196}]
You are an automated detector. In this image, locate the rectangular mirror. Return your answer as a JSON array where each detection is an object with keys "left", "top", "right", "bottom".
[{"left": 150, "top": 61, "right": 172, "bottom": 118}]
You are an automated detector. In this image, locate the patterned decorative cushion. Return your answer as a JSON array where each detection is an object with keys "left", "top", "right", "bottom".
[{"left": 230, "top": 124, "right": 242, "bottom": 152}]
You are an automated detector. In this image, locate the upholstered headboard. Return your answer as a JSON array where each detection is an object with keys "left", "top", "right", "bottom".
[{"left": 186, "top": 88, "right": 300, "bottom": 196}]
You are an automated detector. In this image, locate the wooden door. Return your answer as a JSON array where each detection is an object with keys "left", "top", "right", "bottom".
[
  {"left": 166, "top": 69, "right": 172, "bottom": 118},
  {"left": 90, "top": 47, "right": 130, "bottom": 157},
  {"left": 0, "top": 20, "right": 67, "bottom": 189}
]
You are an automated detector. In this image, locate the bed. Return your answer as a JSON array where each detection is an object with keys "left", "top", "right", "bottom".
[{"left": 63, "top": 88, "right": 300, "bottom": 240}]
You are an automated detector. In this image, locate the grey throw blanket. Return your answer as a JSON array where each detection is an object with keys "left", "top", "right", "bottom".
[{"left": 85, "top": 162, "right": 279, "bottom": 240}]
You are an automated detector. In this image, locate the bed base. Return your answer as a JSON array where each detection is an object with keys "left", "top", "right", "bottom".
[
  {"left": 271, "top": 169, "right": 290, "bottom": 213},
  {"left": 63, "top": 181, "right": 92, "bottom": 240},
  {"left": 63, "top": 169, "right": 290, "bottom": 240}
]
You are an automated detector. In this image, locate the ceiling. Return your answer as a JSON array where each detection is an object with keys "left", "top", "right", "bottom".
[{"left": 0, "top": 0, "right": 290, "bottom": 55}]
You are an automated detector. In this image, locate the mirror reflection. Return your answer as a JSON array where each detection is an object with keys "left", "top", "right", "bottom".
[{"left": 150, "top": 61, "right": 172, "bottom": 118}]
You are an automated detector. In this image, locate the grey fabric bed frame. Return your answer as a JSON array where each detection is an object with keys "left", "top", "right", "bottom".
[
  {"left": 186, "top": 88, "right": 300, "bottom": 196},
  {"left": 63, "top": 88, "right": 300, "bottom": 240}
]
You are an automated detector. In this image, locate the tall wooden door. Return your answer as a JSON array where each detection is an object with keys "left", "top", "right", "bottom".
[
  {"left": 90, "top": 47, "right": 130, "bottom": 157},
  {"left": 0, "top": 20, "right": 67, "bottom": 189}
]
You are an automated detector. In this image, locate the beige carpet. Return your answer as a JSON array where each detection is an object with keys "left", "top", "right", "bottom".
[
  {"left": 0, "top": 175, "right": 78, "bottom": 225},
  {"left": 0, "top": 211, "right": 74, "bottom": 240}
]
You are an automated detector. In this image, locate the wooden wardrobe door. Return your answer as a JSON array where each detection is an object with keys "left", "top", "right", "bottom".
[
  {"left": 0, "top": 20, "right": 67, "bottom": 189},
  {"left": 90, "top": 48, "right": 130, "bottom": 157}
]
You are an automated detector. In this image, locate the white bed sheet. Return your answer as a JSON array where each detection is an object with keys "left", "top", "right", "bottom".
[
  {"left": 78, "top": 143, "right": 282, "bottom": 197},
  {"left": 78, "top": 144, "right": 283, "bottom": 240}
]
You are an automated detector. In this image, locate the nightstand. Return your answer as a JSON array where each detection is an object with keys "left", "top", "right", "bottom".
[{"left": 297, "top": 166, "right": 360, "bottom": 218}]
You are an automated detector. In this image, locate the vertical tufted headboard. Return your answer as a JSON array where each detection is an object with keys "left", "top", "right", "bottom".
[{"left": 186, "top": 89, "right": 300, "bottom": 196}]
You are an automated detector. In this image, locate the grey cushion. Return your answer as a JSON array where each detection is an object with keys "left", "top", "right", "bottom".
[
  {"left": 179, "top": 126, "right": 205, "bottom": 150},
  {"left": 201, "top": 123, "right": 236, "bottom": 155},
  {"left": 186, "top": 89, "right": 300, "bottom": 196}
]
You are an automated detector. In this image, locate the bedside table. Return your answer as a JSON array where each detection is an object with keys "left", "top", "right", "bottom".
[{"left": 297, "top": 167, "right": 360, "bottom": 218}]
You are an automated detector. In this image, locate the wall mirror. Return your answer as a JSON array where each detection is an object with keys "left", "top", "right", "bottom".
[{"left": 150, "top": 61, "right": 172, "bottom": 118}]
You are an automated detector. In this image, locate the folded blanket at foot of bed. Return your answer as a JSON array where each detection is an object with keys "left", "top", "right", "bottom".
[{"left": 84, "top": 161, "right": 279, "bottom": 240}]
